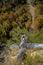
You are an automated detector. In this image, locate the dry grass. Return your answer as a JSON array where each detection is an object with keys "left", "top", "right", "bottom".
[{"left": 0, "top": 48, "right": 43, "bottom": 65}]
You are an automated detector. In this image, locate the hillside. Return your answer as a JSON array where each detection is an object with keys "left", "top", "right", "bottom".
[
  {"left": 0, "top": 0, "right": 43, "bottom": 65},
  {"left": 0, "top": 0, "right": 43, "bottom": 44}
]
